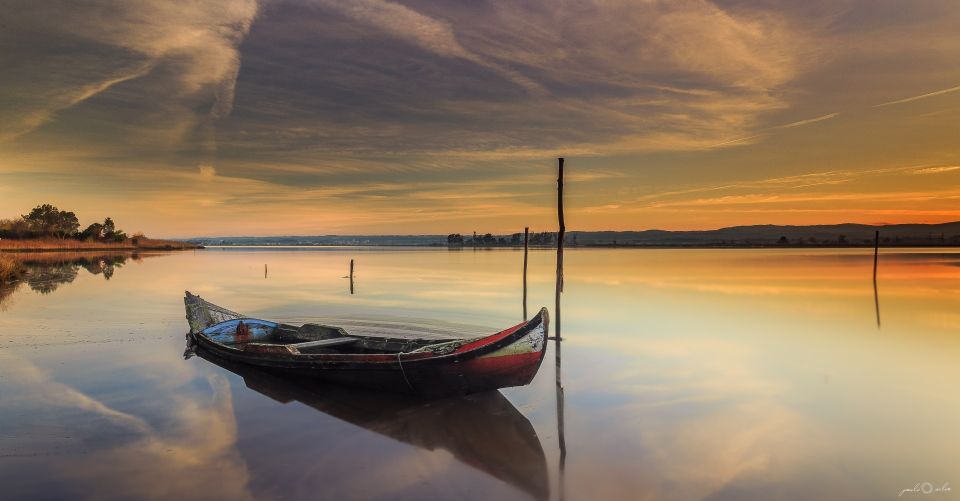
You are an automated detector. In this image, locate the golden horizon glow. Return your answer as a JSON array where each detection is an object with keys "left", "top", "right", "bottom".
[{"left": 1, "top": 1, "right": 958, "bottom": 237}]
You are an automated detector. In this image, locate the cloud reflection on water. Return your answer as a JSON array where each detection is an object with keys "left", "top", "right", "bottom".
[{"left": 0, "top": 352, "right": 253, "bottom": 500}]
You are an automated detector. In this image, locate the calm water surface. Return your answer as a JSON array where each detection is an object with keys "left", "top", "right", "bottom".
[{"left": 1, "top": 247, "right": 959, "bottom": 500}]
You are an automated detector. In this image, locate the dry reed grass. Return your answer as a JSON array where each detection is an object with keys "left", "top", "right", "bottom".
[
  {"left": 0, "top": 238, "right": 199, "bottom": 251},
  {"left": 0, "top": 253, "right": 25, "bottom": 283}
]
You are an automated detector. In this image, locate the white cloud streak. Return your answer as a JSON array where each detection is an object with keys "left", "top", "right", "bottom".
[
  {"left": 875, "top": 84, "right": 960, "bottom": 107},
  {"left": 913, "top": 165, "right": 960, "bottom": 175},
  {"left": 779, "top": 112, "right": 840, "bottom": 128},
  {"left": 0, "top": 0, "right": 259, "bottom": 141},
  {"left": 313, "top": 0, "right": 543, "bottom": 94}
]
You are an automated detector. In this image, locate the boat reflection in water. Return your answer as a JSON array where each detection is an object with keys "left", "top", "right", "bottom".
[{"left": 187, "top": 345, "right": 549, "bottom": 500}]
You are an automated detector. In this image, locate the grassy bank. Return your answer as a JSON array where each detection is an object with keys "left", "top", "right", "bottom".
[
  {"left": 0, "top": 238, "right": 201, "bottom": 252},
  {"left": 0, "top": 254, "right": 26, "bottom": 283}
]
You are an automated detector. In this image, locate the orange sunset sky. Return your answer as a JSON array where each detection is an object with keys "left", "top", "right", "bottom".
[{"left": 1, "top": 0, "right": 958, "bottom": 237}]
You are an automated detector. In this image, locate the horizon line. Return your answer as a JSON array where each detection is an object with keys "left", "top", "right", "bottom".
[{"left": 170, "top": 219, "right": 960, "bottom": 240}]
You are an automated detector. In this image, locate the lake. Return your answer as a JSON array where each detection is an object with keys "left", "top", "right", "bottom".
[{"left": 1, "top": 247, "right": 958, "bottom": 500}]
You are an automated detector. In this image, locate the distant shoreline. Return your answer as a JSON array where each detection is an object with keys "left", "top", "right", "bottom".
[{"left": 185, "top": 221, "right": 960, "bottom": 248}]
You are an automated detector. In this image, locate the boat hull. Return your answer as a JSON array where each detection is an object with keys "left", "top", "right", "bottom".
[{"left": 186, "top": 293, "right": 548, "bottom": 398}]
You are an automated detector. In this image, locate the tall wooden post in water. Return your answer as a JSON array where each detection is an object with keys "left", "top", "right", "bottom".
[
  {"left": 554, "top": 157, "right": 567, "bottom": 498},
  {"left": 349, "top": 259, "right": 355, "bottom": 295},
  {"left": 557, "top": 159, "right": 565, "bottom": 295},
  {"left": 523, "top": 227, "right": 529, "bottom": 320},
  {"left": 555, "top": 157, "right": 565, "bottom": 340}
]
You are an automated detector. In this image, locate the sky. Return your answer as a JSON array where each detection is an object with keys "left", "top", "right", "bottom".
[{"left": 0, "top": 0, "right": 958, "bottom": 237}]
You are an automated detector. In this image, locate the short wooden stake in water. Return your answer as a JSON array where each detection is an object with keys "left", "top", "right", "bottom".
[
  {"left": 264, "top": 264, "right": 268, "bottom": 279},
  {"left": 523, "top": 226, "right": 529, "bottom": 320}
]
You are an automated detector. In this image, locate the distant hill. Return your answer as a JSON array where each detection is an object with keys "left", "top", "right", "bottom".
[
  {"left": 568, "top": 221, "right": 960, "bottom": 247},
  {"left": 186, "top": 221, "right": 960, "bottom": 248}
]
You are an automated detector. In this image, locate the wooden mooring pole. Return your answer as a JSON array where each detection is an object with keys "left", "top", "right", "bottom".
[
  {"left": 554, "top": 157, "right": 566, "bottom": 341},
  {"left": 349, "top": 259, "right": 354, "bottom": 295},
  {"left": 554, "top": 157, "right": 567, "bottom": 498}
]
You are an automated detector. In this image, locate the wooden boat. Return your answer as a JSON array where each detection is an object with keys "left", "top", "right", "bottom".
[
  {"left": 184, "top": 292, "right": 548, "bottom": 398},
  {"left": 188, "top": 348, "right": 549, "bottom": 500}
]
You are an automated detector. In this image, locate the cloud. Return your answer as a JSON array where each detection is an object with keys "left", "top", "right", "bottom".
[
  {"left": 0, "top": 0, "right": 818, "bottom": 161},
  {"left": 1, "top": 354, "right": 151, "bottom": 435},
  {"left": 199, "top": 165, "right": 217, "bottom": 179},
  {"left": 202, "top": 0, "right": 814, "bottom": 162},
  {"left": 875, "top": 84, "right": 960, "bottom": 107},
  {"left": 0, "top": 0, "right": 259, "bottom": 141},
  {"left": 0, "top": 352, "right": 255, "bottom": 499},
  {"left": 779, "top": 112, "right": 840, "bottom": 128},
  {"left": 0, "top": 64, "right": 157, "bottom": 142},
  {"left": 913, "top": 165, "right": 960, "bottom": 175},
  {"left": 710, "top": 134, "right": 767, "bottom": 148},
  {"left": 313, "top": 0, "right": 542, "bottom": 94}
]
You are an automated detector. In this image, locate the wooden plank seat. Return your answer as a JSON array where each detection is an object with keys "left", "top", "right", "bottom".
[{"left": 289, "top": 337, "right": 360, "bottom": 350}]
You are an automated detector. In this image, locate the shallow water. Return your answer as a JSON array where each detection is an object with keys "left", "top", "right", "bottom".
[{"left": 1, "top": 247, "right": 959, "bottom": 500}]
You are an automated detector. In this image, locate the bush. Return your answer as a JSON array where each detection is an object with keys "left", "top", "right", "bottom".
[{"left": 0, "top": 254, "right": 25, "bottom": 283}]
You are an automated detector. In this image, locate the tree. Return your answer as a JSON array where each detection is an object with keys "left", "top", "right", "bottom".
[
  {"left": 0, "top": 218, "right": 31, "bottom": 239},
  {"left": 447, "top": 233, "right": 464, "bottom": 246},
  {"left": 57, "top": 211, "right": 79, "bottom": 238},
  {"left": 81, "top": 223, "right": 105, "bottom": 241},
  {"left": 102, "top": 217, "right": 116, "bottom": 240},
  {"left": 23, "top": 204, "right": 60, "bottom": 236},
  {"left": 22, "top": 204, "right": 79, "bottom": 238}
]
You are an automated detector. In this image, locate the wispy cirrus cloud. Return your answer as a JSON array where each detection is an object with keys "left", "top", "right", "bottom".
[
  {"left": 312, "top": 0, "right": 543, "bottom": 94},
  {"left": 0, "top": 0, "right": 258, "bottom": 142},
  {"left": 779, "top": 112, "right": 840, "bottom": 129},
  {"left": 913, "top": 165, "right": 960, "bottom": 175},
  {"left": 875, "top": 84, "right": 960, "bottom": 107}
]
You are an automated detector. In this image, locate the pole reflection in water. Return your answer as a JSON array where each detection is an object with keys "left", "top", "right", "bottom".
[
  {"left": 186, "top": 345, "right": 550, "bottom": 500},
  {"left": 873, "top": 275, "right": 881, "bottom": 330},
  {"left": 554, "top": 317, "right": 566, "bottom": 501},
  {"left": 873, "top": 231, "right": 881, "bottom": 329},
  {"left": 523, "top": 226, "right": 529, "bottom": 320}
]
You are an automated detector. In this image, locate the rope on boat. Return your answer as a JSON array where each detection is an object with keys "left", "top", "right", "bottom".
[{"left": 396, "top": 352, "right": 415, "bottom": 393}]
